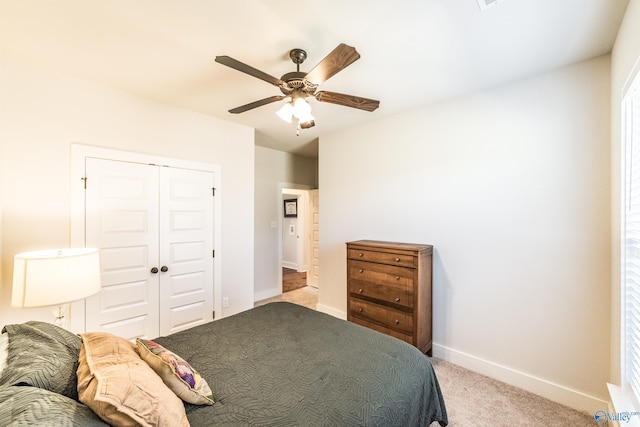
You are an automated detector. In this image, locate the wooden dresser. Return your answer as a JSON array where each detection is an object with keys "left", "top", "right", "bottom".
[{"left": 346, "top": 240, "right": 433, "bottom": 355}]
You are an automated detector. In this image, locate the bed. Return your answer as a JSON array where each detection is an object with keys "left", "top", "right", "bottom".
[{"left": 0, "top": 301, "right": 448, "bottom": 426}]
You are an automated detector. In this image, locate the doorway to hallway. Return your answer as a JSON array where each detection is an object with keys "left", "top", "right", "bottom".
[{"left": 279, "top": 186, "right": 318, "bottom": 296}]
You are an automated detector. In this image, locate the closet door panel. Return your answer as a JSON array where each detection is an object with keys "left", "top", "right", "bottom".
[
  {"left": 159, "top": 167, "right": 214, "bottom": 335},
  {"left": 85, "top": 158, "right": 160, "bottom": 339}
]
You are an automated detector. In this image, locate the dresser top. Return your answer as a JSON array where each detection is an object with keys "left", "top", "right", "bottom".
[{"left": 346, "top": 240, "right": 433, "bottom": 253}]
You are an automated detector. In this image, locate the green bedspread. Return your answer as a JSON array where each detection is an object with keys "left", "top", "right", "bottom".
[{"left": 154, "top": 302, "right": 448, "bottom": 426}]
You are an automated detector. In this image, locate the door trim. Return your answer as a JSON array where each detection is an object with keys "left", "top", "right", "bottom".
[
  {"left": 281, "top": 190, "right": 307, "bottom": 272},
  {"left": 69, "top": 144, "right": 222, "bottom": 332},
  {"left": 308, "top": 189, "right": 319, "bottom": 288}
]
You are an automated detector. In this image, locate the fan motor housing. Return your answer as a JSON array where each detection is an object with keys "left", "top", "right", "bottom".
[{"left": 280, "top": 71, "right": 316, "bottom": 95}]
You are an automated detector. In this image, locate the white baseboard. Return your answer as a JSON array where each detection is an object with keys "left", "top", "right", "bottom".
[
  {"left": 281, "top": 261, "right": 297, "bottom": 270},
  {"left": 253, "top": 286, "right": 281, "bottom": 302},
  {"left": 433, "top": 343, "right": 607, "bottom": 416},
  {"left": 316, "top": 304, "right": 346, "bottom": 320}
]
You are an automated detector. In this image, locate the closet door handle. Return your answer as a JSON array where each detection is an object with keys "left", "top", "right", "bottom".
[
  {"left": 150, "top": 267, "right": 159, "bottom": 274},
  {"left": 160, "top": 266, "right": 169, "bottom": 272}
]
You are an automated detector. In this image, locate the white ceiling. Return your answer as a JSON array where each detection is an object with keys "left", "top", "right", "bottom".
[{"left": 0, "top": 0, "right": 629, "bottom": 157}]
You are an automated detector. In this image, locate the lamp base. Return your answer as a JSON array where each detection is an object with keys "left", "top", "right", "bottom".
[{"left": 52, "top": 303, "right": 70, "bottom": 329}]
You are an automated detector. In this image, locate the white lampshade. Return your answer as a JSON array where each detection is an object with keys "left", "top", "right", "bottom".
[{"left": 12, "top": 248, "right": 101, "bottom": 308}]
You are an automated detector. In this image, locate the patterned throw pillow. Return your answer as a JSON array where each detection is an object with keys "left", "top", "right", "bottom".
[{"left": 136, "top": 338, "right": 214, "bottom": 405}]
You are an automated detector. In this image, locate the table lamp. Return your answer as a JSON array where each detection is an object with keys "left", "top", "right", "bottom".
[{"left": 12, "top": 248, "right": 101, "bottom": 328}]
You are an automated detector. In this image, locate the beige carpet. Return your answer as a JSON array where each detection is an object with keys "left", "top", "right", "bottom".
[
  {"left": 255, "top": 289, "right": 595, "bottom": 426},
  {"left": 429, "top": 358, "right": 594, "bottom": 426}
]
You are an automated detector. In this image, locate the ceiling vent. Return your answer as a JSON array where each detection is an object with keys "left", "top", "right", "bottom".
[{"left": 477, "top": 0, "right": 505, "bottom": 11}]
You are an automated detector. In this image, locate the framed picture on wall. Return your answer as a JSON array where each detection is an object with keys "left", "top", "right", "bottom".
[{"left": 284, "top": 199, "right": 297, "bottom": 217}]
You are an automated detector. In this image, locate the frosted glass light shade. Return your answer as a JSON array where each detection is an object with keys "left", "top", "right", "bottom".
[
  {"left": 296, "top": 110, "right": 315, "bottom": 123},
  {"left": 276, "top": 102, "right": 294, "bottom": 123},
  {"left": 292, "top": 97, "right": 312, "bottom": 119},
  {"left": 12, "top": 248, "right": 101, "bottom": 308}
]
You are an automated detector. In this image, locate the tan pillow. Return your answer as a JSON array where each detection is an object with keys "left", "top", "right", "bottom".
[
  {"left": 77, "top": 332, "right": 189, "bottom": 427},
  {"left": 136, "top": 338, "right": 214, "bottom": 405}
]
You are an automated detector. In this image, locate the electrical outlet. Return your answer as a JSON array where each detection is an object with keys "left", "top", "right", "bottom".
[{"left": 223, "top": 297, "right": 229, "bottom": 308}]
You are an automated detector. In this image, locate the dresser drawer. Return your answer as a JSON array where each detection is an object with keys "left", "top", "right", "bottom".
[
  {"left": 348, "top": 260, "right": 413, "bottom": 286},
  {"left": 349, "top": 298, "right": 413, "bottom": 334},
  {"left": 348, "top": 279, "right": 387, "bottom": 302},
  {"left": 350, "top": 316, "right": 388, "bottom": 334},
  {"left": 348, "top": 260, "right": 414, "bottom": 308},
  {"left": 348, "top": 277, "right": 414, "bottom": 309},
  {"left": 349, "top": 317, "right": 413, "bottom": 345},
  {"left": 348, "top": 248, "right": 415, "bottom": 268}
]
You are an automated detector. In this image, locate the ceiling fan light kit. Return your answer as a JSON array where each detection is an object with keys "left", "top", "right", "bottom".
[
  {"left": 215, "top": 43, "right": 379, "bottom": 133},
  {"left": 275, "top": 92, "right": 315, "bottom": 130}
]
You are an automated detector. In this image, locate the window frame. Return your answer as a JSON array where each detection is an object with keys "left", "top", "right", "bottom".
[{"left": 620, "top": 64, "right": 640, "bottom": 417}]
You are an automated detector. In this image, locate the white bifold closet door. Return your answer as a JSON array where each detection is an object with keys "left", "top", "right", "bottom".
[{"left": 84, "top": 157, "right": 214, "bottom": 339}]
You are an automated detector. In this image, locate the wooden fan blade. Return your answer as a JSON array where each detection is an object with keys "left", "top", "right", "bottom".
[
  {"left": 228, "top": 95, "right": 286, "bottom": 114},
  {"left": 215, "top": 56, "right": 284, "bottom": 87},
  {"left": 315, "top": 91, "right": 380, "bottom": 112},
  {"left": 304, "top": 43, "right": 360, "bottom": 85}
]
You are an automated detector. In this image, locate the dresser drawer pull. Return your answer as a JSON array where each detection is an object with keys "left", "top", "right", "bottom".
[
  {"left": 358, "top": 288, "right": 364, "bottom": 293},
  {"left": 359, "top": 308, "right": 363, "bottom": 313},
  {"left": 395, "top": 319, "right": 400, "bottom": 324},
  {"left": 358, "top": 253, "right": 363, "bottom": 257},
  {"left": 359, "top": 269, "right": 364, "bottom": 273},
  {"left": 395, "top": 297, "right": 400, "bottom": 302},
  {"left": 394, "top": 257, "right": 400, "bottom": 262},
  {"left": 395, "top": 275, "right": 400, "bottom": 280}
]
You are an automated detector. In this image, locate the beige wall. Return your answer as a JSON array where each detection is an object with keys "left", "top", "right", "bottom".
[
  {"left": 0, "top": 55, "right": 255, "bottom": 326},
  {"left": 254, "top": 146, "right": 317, "bottom": 300},
  {"left": 610, "top": 0, "right": 640, "bottom": 385},
  {"left": 319, "top": 56, "right": 611, "bottom": 413}
]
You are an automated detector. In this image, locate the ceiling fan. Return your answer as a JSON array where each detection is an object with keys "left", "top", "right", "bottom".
[{"left": 215, "top": 43, "right": 380, "bottom": 131}]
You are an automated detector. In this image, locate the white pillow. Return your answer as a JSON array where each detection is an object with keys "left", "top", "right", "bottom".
[{"left": 0, "top": 331, "right": 8, "bottom": 376}]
